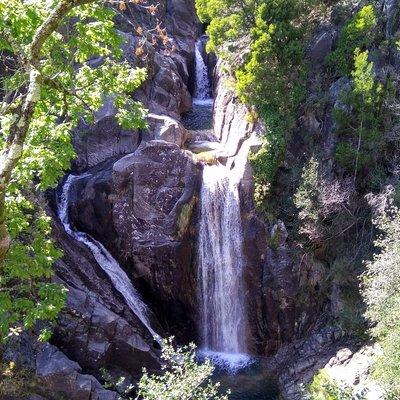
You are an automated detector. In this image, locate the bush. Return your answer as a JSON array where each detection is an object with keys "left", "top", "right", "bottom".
[
  {"left": 196, "top": 0, "right": 324, "bottom": 202},
  {"left": 0, "top": 361, "right": 38, "bottom": 398},
  {"left": 103, "top": 338, "right": 229, "bottom": 400},
  {"left": 294, "top": 157, "right": 320, "bottom": 225},
  {"left": 235, "top": 0, "right": 311, "bottom": 198},
  {"left": 306, "top": 369, "right": 353, "bottom": 400}
]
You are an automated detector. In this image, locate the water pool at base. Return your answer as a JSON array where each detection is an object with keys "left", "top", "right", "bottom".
[{"left": 211, "top": 359, "right": 280, "bottom": 400}]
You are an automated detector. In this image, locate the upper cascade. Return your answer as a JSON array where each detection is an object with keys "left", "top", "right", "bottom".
[{"left": 193, "top": 37, "right": 212, "bottom": 104}]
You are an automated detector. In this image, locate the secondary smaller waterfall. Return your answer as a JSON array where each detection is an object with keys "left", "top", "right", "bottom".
[
  {"left": 58, "top": 174, "right": 159, "bottom": 342},
  {"left": 198, "top": 165, "right": 250, "bottom": 370},
  {"left": 194, "top": 38, "right": 212, "bottom": 102}
]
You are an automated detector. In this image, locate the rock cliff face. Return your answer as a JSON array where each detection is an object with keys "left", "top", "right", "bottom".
[
  {"left": 6, "top": 1, "right": 399, "bottom": 399},
  {"left": 68, "top": 140, "right": 202, "bottom": 342}
]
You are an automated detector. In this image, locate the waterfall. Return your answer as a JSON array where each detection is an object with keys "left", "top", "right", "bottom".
[
  {"left": 194, "top": 38, "right": 212, "bottom": 104},
  {"left": 197, "top": 165, "right": 251, "bottom": 371},
  {"left": 58, "top": 174, "right": 160, "bottom": 343}
]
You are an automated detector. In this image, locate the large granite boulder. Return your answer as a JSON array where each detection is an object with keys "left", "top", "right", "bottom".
[
  {"left": 112, "top": 141, "right": 202, "bottom": 339},
  {"left": 68, "top": 141, "right": 202, "bottom": 341}
]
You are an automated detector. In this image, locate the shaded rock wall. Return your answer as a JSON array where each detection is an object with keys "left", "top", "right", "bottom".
[
  {"left": 2, "top": 333, "right": 120, "bottom": 400},
  {"left": 66, "top": 141, "right": 202, "bottom": 343},
  {"left": 51, "top": 208, "right": 160, "bottom": 379}
]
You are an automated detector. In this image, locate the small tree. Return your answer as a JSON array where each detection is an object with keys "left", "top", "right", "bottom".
[
  {"left": 136, "top": 338, "right": 229, "bottom": 400},
  {"left": 334, "top": 49, "right": 388, "bottom": 184},
  {"left": 305, "top": 369, "right": 353, "bottom": 400}
]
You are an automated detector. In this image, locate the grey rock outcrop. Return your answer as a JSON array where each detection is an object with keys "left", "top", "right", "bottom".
[
  {"left": 111, "top": 141, "right": 202, "bottom": 337},
  {"left": 308, "top": 28, "right": 335, "bottom": 64},
  {"left": 383, "top": 0, "right": 400, "bottom": 38},
  {"left": 266, "top": 326, "right": 345, "bottom": 399},
  {"left": 1, "top": 334, "right": 120, "bottom": 400},
  {"left": 324, "top": 344, "right": 384, "bottom": 399},
  {"left": 147, "top": 113, "right": 190, "bottom": 147},
  {"left": 36, "top": 344, "right": 119, "bottom": 400}
]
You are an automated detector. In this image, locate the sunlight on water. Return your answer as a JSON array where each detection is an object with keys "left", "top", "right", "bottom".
[
  {"left": 193, "top": 98, "right": 214, "bottom": 106},
  {"left": 198, "top": 349, "right": 254, "bottom": 373}
]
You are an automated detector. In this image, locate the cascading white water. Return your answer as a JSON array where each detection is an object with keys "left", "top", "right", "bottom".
[
  {"left": 198, "top": 165, "right": 251, "bottom": 370},
  {"left": 194, "top": 38, "right": 212, "bottom": 103},
  {"left": 58, "top": 174, "right": 159, "bottom": 342}
]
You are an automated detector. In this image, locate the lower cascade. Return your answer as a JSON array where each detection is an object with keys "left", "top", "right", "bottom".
[
  {"left": 197, "top": 164, "right": 251, "bottom": 371},
  {"left": 58, "top": 174, "right": 160, "bottom": 343}
]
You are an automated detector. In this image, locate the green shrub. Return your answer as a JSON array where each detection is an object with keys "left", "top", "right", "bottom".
[
  {"left": 235, "top": 0, "right": 311, "bottom": 198},
  {"left": 104, "top": 338, "right": 229, "bottom": 400},
  {"left": 335, "top": 141, "right": 357, "bottom": 170},
  {"left": 0, "top": 361, "right": 38, "bottom": 398},
  {"left": 333, "top": 49, "right": 387, "bottom": 183},
  {"left": 294, "top": 157, "right": 320, "bottom": 224},
  {"left": 306, "top": 369, "right": 353, "bottom": 400},
  {"left": 327, "top": 5, "right": 377, "bottom": 76},
  {"left": 196, "top": 0, "right": 323, "bottom": 203}
]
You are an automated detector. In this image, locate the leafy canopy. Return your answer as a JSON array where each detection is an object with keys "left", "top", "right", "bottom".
[
  {"left": 333, "top": 48, "right": 388, "bottom": 184},
  {"left": 0, "top": 0, "right": 147, "bottom": 341},
  {"left": 327, "top": 5, "right": 377, "bottom": 76},
  {"left": 101, "top": 338, "right": 229, "bottom": 400}
]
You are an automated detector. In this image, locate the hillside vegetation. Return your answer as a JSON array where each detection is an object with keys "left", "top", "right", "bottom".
[{"left": 196, "top": 0, "right": 400, "bottom": 397}]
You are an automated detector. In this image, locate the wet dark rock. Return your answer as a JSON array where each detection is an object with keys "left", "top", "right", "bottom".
[
  {"left": 112, "top": 141, "right": 202, "bottom": 339},
  {"left": 308, "top": 29, "right": 335, "bottom": 63},
  {"left": 69, "top": 161, "right": 117, "bottom": 249}
]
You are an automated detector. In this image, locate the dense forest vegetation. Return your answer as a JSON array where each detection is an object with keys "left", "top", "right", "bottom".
[{"left": 1, "top": 0, "right": 400, "bottom": 399}]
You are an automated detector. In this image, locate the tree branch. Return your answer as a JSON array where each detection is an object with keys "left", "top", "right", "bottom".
[
  {"left": 29, "top": 0, "right": 94, "bottom": 65},
  {"left": 0, "top": 0, "right": 98, "bottom": 263}
]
